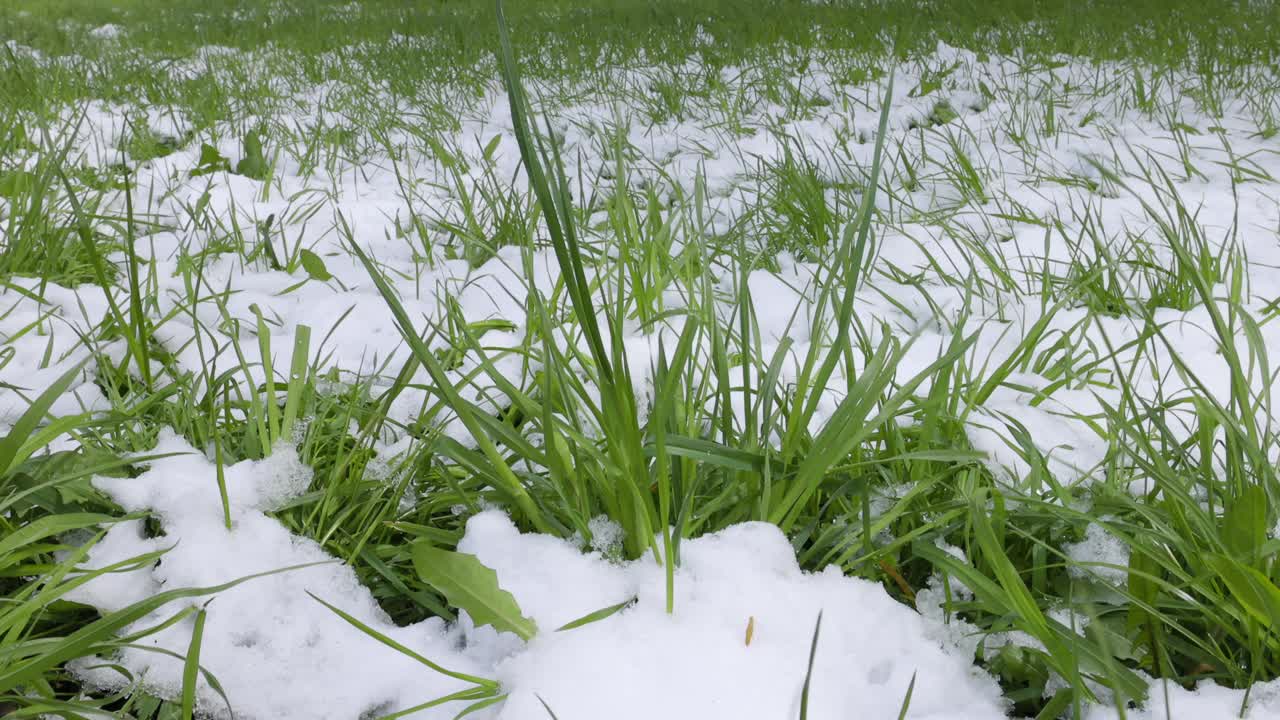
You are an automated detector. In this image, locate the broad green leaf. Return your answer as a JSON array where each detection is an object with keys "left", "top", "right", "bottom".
[
  {"left": 0, "top": 169, "right": 35, "bottom": 198},
  {"left": 412, "top": 543, "right": 537, "bottom": 641},
  {"left": 1036, "top": 690, "right": 1073, "bottom": 720},
  {"left": 966, "top": 497, "right": 1146, "bottom": 704},
  {"left": 456, "top": 694, "right": 508, "bottom": 718},
  {"left": 425, "top": 136, "right": 457, "bottom": 169},
  {"left": 235, "top": 130, "right": 268, "bottom": 180},
  {"left": 191, "top": 143, "right": 230, "bottom": 177},
  {"left": 1224, "top": 485, "right": 1268, "bottom": 562},
  {"left": 299, "top": 249, "right": 332, "bottom": 281},
  {"left": 1207, "top": 554, "right": 1280, "bottom": 630}
]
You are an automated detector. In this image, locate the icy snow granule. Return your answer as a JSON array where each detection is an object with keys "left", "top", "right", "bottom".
[{"left": 586, "top": 514, "right": 623, "bottom": 556}]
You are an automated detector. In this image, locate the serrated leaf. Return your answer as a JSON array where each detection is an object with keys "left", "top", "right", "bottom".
[
  {"left": 412, "top": 543, "right": 537, "bottom": 640},
  {"left": 299, "top": 249, "right": 332, "bottom": 281}
]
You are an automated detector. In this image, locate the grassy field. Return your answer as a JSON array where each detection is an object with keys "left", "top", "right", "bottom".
[{"left": 4, "top": 0, "right": 1280, "bottom": 718}]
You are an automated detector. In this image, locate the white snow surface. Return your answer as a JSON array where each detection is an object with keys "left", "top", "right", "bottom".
[
  {"left": 1064, "top": 522, "right": 1130, "bottom": 586},
  {"left": 3, "top": 41, "right": 1277, "bottom": 484},
  {"left": 1087, "top": 677, "right": 1280, "bottom": 720},
  {"left": 0, "top": 278, "right": 111, "bottom": 428},
  {"left": 3, "top": 35, "right": 1280, "bottom": 719},
  {"left": 69, "top": 435, "right": 1007, "bottom": 719}
]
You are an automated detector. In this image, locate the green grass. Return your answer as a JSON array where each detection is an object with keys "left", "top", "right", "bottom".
[{"left": 4, "top": 0, "right": 1280, "bottom": 717}]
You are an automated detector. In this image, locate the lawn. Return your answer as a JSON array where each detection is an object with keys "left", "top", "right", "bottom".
[{"left": 3, "top": 0, "right": 1280, "bottom": 718}]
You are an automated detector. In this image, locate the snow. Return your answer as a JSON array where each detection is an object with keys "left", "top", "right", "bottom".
[
  {"left": 88, "top": 24, "right": 125, "bottom": 41},
  {"left": 1087, "top": 677, "right": 1280, "bottom": 720},
  {"left": 68, "top": 433, "right": 494, "bottom": 719},
  {"left": 12, "top": 48, "right": 1278, "bottom": 472},
  {"left": 68, "top": 439, "right": 1006, "bottom": 719},
  {"left": 1064, "top": 522, "right": 1130, "bottom": 586},
  {"left": 481, "top": 516, "right": 1006, "bottom": 720},
  {"left": 0, "top": 278, "right": 111, "bottom": 430},
  {"left": 3, "top": 31, "right": 1280, "bottom": 720}
]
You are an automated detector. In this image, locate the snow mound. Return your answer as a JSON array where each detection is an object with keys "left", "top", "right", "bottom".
[
  {"left": 1087, "top": 676, "right": 1280, "bottom": 720},
  {"left": 68, "top": 431, "right": 489, "bottom": 719},
  {"left": 468, "top": 514, "right": 1008, "bottom": 719},
  {"left": 68, "top": 434, "right": 1007, "bottom": 719}
]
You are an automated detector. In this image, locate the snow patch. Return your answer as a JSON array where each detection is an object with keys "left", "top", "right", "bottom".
[{"left": 69, "top": 444, "right": 1007, "bottom": 719}]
